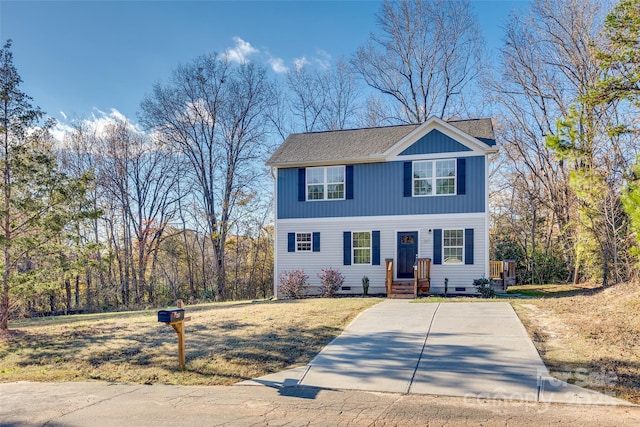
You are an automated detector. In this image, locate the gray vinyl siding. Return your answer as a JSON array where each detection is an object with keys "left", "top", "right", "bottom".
[
  {"left": 277, "top": 156, "right": 485, "bottom": 219},
  {"left": 274, "top": 214, "right": 487, "bottom": 297}
]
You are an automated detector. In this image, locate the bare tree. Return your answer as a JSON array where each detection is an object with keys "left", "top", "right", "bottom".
[
  {"left": 319, "top": 59, "right": 361, "bottom": 130},
  {"left": 352, "top": 0, "right": 483, "bottom": 124},
  {"left": 490, "top": 0, "right": 635, "bottom": 284},
  {"left": 140, "top": 55, "right": 275, "bottom": 300},
  {"left": 285, "top": 58, "right": 361, "bottom": 132},
  {"left": 59, "top": 119, "right": 104, "bottom": 310},
  {"left": 286, "top": 66, "right": 326, "bottom": 132}
]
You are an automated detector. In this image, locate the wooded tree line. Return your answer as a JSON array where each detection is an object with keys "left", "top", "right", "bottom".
[{"left": 1, "top": 0, "right": 638, "bottom": 327}]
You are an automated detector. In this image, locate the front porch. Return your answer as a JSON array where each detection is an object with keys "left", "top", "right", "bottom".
[{"left": 385, "top": 258, "right": 516, "bottom": 298}]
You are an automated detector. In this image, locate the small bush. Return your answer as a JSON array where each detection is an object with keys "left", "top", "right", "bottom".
[
  {"left": 318, "top": 268, "right": 344, "bottom": 298},
  {"left": 278, "top": 269, "right": 309, "bottom": 299},
  {"left": 473, "top": 277, "right": 494, "bottom": 298}
]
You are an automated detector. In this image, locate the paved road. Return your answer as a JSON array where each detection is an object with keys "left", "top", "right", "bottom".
[{"left": 2, "top": 382, "right": 640, "bottom": 426}]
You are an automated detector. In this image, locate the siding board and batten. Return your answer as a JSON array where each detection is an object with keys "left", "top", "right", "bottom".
[{"left": 267, "top": 117, "right": 497, "bottom": 297}]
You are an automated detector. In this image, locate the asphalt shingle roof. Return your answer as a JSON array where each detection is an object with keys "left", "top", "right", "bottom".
[{"left": 266, "top": 118, "right": 495, "bottom": 167}]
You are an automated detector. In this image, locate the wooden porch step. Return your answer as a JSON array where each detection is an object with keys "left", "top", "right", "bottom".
[{"left": 388, "top": 281, "right": 415, "bottom": 299}]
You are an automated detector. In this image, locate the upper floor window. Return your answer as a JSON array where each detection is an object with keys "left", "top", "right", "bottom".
[
  {"left": 413, "top": 159, "right": 456, "bottom": 196},
  {"left": 443, "top": 229, "right": 464, "bottom": 264},
  {"left": 307, "top": 166, "right": 345, "bottom": 200}
]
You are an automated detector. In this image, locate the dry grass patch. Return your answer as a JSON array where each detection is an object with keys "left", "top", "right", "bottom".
[
  {"left": 0, "top": 298, "right": 381, "bottom": 385},
  {"left": 512, "top": 282, "right": 640, "bottom": 404}
]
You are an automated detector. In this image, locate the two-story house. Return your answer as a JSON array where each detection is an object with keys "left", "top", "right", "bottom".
[{"left": 266, "top": 116, "right": 498, "bottom": 297}]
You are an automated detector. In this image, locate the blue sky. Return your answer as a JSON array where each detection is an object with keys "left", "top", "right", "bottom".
[{"left": 0, "top": 0, "right": 529, "bottom": 126}]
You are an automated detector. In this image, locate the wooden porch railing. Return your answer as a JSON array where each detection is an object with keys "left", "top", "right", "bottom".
[
  {"left": 385, "top": 258, "right": 516, "bottom": 297},
  {"left": 385, "top": 258, "right": 394, "bottom": 295},
  {"left": 414, "top": 257, "right": 431, "bottom": 295},
  {"left": 490, "top": 259, "right": 517, "bottom": 288},
  {"left": 489, "top": 261, "right": 503, "bottom": 279}
]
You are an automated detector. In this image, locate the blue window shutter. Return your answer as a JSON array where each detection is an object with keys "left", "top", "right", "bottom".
[
  {"left": 457, "top": 158, "right": 466, "bottom": 195},
  {"left": 433, "top": 229, "right": 442, "bottom": 264},
  {"left": 343, "top": 232, "right": 352, "bottom": 265},
  {"left": 465, "top": 228, "right": 474, "bottom": 265},
  {"left": 312, "top": 232, "right": 320, "bottom": 252},
  {"left": 372, "top": 231, "right": 380, "bottom": 265},
  {"left": 288, "top": 233, "right": 295, "bottom": 252},
  {"left": 346, "top": 165, "right": 354, "bottom": 199},
  {"left": 404, "top": 162, "right": 412, "bottom": 197},
  {"left": 298, "top": 168, "right": 306, "bottom": 201}
]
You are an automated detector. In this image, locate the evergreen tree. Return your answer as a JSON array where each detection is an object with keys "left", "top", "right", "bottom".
[{"left": 0, "top": 40, "right": 94, "bottom": 329}]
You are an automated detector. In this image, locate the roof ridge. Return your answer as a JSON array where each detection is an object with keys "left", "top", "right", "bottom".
[
  {"left": 294, "top": 123, "right": 417, "bottom": 136},
  {"left": 294, "top": 118, "right": 492, "bottom": 136}
]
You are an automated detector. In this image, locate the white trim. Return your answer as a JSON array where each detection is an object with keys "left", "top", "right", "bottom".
[
  {"left": 395, "top": 229, "right": 420, "bottom": 280},
  {"left": 273, "top": 167, "right": 279, "bottom": 297},
  {"left": 306, "top": 165, "right": 346, "bottom": 201},
  {"left": 352, "top": 230, "right": 372, "bottom": 265},
  {"left": 278, "top": 212, "right": 486, "bottom": 224},
  {"left": 393, "top": 151, "right": 481, "bottom": 161},
  {"left": 412, "top": 158, "right": 457, "bottom": 197},
  {"left": 485, "top": 154, "right": 491, "bottom": 278},
  {"left": 295, "top": 232, "right": 313, "bottom": 252},
  {"left": 442, "top": 228, "right": 465, "bottom": 265}
]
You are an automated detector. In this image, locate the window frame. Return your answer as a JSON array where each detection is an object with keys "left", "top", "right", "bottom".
[
  {"left": 352, "top": 231, "right": 372, "bottom": 265},
  {"left": 306, "top": 165, "right": 345, "bottom": 201},
  {"left": 412, "top": 159, "right": 457, "bottom": 197},
  {"left": 442, "top": 228, "right": 464, "bottom": 265},
  {"left": 295, "top": 232, "right": 312, "bottom": 252}
]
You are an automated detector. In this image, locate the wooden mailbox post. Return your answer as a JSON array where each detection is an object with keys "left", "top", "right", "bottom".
[{"left": 158, "top": 300, "right": 191, "bottom": 370}]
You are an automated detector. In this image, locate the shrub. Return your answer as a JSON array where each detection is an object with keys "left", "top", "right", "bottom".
[
  {"left": 318, "top": 268, "right": 344, "bottom": 298},
  {"left": 473, "top": 277, "right": 494, "bottom": 298},
  {"left": 278, "top": 269, "right": 309, "bottom": 299}
]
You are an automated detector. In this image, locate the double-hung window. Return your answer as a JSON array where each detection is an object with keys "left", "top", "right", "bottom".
[
  {"left": 413, "top": 159, "right": 456, "bottom": 196},
  {"left": 443, "top": 229, "right": 464, "bottom": 264},
  {"left": 296, "top": 232, "right": 312, "bottom": 252},
  {"left": 306, "top": 166, "right": 345, "bottom": 200},
  {"left": 352, "top": 231, "right": 371, "bottom": 264}
]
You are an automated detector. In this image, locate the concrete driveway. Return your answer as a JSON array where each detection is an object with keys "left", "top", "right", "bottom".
[{"left": 240, "top": 300, "right": 626, "bottom": 405}]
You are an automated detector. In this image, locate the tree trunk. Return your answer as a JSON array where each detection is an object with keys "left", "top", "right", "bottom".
[
  {"left": 75, "top": 275, "right": 80, "bottom": 309},
  {"left": 1, "top": 98, "right": 11, "bottom": 331}
]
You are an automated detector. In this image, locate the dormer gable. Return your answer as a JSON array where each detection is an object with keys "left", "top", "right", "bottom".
[
  {"left": 398, "top": 129, "right": 472, "bottom": 156},
  {"left": 384, "top": 116, "right": 497, "bottom": 161}
]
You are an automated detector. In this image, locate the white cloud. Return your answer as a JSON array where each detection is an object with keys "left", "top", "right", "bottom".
[
  {"left": 60, "top": 111, "right": 67, "bottom": 120},
  {"left": 269, "top": 57, "right": 288, "bottom": 74},
  {"left": 223, "top": 37, "right": 258, "bottom": 64},
  {"left": 293, "top": 57, "right": 308, "bottom": 72},
  {"left": 314, "top": 49, "right": 332, "bottom": 70},
  {"left": 51, "top": 108, "right": 146, "bottom": 150},
  {"left": 51, "top": 121, "right": 73, "bottom": 143}
]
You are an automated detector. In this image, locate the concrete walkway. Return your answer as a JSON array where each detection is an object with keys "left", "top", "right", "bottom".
[{"left": 240, "top": 300, "right": 627, "bottom": 405}]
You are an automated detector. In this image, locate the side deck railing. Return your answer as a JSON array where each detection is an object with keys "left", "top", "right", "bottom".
[{"left": 490, "top": 261, "right": 503, "bottom": 279}]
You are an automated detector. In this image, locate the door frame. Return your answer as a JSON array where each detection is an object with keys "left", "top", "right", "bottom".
[{"left": 396, "top": 230, "right": 419, "bottom": 279}]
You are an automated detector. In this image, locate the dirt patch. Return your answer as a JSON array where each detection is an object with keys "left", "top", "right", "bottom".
[{"left": 512, "top": 282, "right": 640, "bottom": 404}]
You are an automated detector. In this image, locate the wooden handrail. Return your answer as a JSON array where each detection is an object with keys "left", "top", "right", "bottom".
[{"left": 385, "top": 258, "right": 394, "bottom": 295}]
